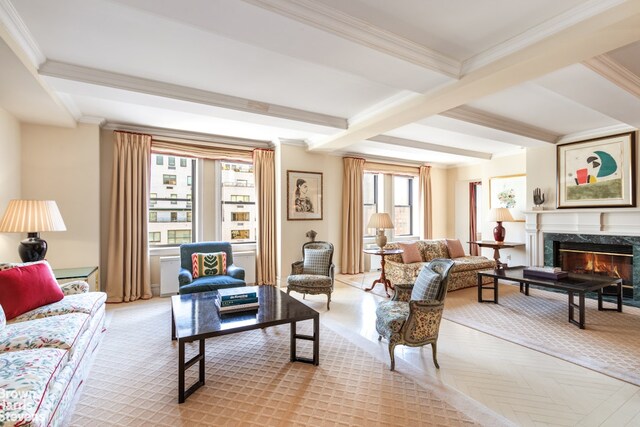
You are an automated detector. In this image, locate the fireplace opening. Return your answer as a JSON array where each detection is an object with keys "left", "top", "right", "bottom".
[{"left": 555, "top": 241, "right": 633, "bottom": 298}]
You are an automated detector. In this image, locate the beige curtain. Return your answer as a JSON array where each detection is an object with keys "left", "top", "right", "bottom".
[
  {"left": 364, "top": 161, "right": 419, "bottom": 175},
  {"left": 152, "top": 139, "right": 252, "bottom": 161},
  {"left": 106, "top": 131, "right": 152, "bottom": 303},
  {"left": 253, "top": 149, "right": 276, "bottom": 285},
  {"left": 419, "top": 165, "right": 433, "bottom": 239},
  {"left": 341, "top": 157, "right": 365, "bottom": 274}
]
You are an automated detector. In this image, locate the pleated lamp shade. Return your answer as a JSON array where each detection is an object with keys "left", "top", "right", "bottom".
[
  {"left": 367, "top": 213, "right": 394, "bottom": 230},
  {"left": 488, "top": 207, "right": 514, "bottom": 223},
  {"left": 0, "top": 200, "right": 67, "bottom": 232}
]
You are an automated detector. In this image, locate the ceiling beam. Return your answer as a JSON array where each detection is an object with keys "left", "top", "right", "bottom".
[
  {"left": 441, "top": 106, "right": 561, "bottom": 143},
  {"left": 308, "top": 1, "right": 640, "bottom": 152},
  {"left": 39, "top": 60, "right": 348, "bottom": 130},
  {"left": 368, "top": 135, "right": 492, "bottom": 160},
  {"left": 583, "top": 54, "right": 640, "bottom": 98}
]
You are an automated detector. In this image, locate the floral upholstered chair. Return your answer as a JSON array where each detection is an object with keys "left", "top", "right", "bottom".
[
  {"left": 375, "top": 258, "right": 454, "bottom": 371},
  {"left": 287, "top": 241, "right": 335, "bottom": 310}
]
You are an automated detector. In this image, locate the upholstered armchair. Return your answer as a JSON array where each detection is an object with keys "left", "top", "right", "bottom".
[
  {"left": 178, "top": 242, "right": 245, "bottom": 294},
  {"left": 286, "top": 241, "right": 335, "bottom": 310},
  {"left": 375, "top": 258, "right": 454, "bottom": 371}
]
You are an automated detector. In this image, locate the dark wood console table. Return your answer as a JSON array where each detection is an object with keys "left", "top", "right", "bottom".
[{"left": 468, "top": 240, "right": 524, "bottom": 269}]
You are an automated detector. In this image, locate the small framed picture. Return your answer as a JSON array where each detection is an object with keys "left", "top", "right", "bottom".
[
  {"left": 557, "top": 132, "right": 636, "bottom": 208},
  {"left": 287, "top": 170, "right": 322, "bottom": 220}
]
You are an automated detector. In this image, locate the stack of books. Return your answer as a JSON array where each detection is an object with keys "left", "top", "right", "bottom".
[
  {"left": 215, "top": 286, "right": 260, "bottom": 313},
  {"left": 523, "top": 266, "right": 568, "bottom": 280}
]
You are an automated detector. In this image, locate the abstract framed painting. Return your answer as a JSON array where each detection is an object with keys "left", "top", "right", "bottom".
[
  {"left": 287, "top": 170, "right": 323, "bottom": 220},
  {"left": 489, "top": 174, "right": 526, "bottom": 221},
  {"left": 557, "top": 132, "right": 636, "bottom": 208}
]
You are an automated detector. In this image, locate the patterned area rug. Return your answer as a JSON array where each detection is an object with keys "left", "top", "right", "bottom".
[
  {"left": 444, "top": 286, "right": 640, "bottom": 386},
  {"left": 70, "top": 298, "right": 510, "bottom": 426}
]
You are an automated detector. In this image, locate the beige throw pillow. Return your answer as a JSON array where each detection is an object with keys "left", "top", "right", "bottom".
[
  {"left": 398, "top": 242, "right": 422, "bottom": 264},
  {"left": 446, "top": 239, "right": 466, "bottom": 258}
]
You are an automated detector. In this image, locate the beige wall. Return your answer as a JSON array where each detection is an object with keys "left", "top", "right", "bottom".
[
  {"left": 21, "top": 123, "right": 100, "bottom": 269},
  {"left": 276, "top": 143, "right": 343, "bottom": 285},
  {"left": 447, "top": 152, "right": 527, "bottom": 265},
  {"left": 0, "top": 108, "right": 22, "bottom": 261}
]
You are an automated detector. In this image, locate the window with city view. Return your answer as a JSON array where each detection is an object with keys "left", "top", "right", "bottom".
[
  {"left": 149, "top": 154, "right": 194, "bottom": 246},
  {"left": 221, "top": 161, "right": 256, "bottom": 243},
  {"left": 394, "top": 176, "right": 413, "bottom": 236},
  {"left": 363, "top": 173, "right": 379, "bottom": 237}
]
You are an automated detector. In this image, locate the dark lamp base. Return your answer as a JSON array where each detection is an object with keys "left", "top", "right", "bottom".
[
  {"left": 18, "top": 233, "right": 48, "bottom": 262},
  {"left": 493, "top": 222, "right": 506, "bottom": 243}
]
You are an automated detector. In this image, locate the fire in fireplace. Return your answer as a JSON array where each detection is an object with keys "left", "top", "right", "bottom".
[{"left": 556, "top": 242, "right": 633, "bottom": 298}]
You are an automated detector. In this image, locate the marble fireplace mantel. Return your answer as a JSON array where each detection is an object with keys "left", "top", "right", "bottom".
[{"left": 524, "top": 208, "right": 640, "bottom": 267}]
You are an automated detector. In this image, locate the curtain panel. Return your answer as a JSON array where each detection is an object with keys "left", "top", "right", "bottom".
[
  {"left": 253, "top": 149, "right": 277, "bottom": 285},
  {"left": 106, "top": 131, "right": 152, "bottom": 303},
  {"left": 419, "top": 165, "right": 432, "bottom": 240},
  {"left": 151, "top": 139, "right": 252, "bottom": 161},
  {"left": 341, "top": 157, "right": 365, "bottom": 274}
]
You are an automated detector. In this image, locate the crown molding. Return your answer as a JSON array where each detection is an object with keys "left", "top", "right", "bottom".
[
  {"left": 0, "top": 0, "right": 45, "bottom": 66},
  {"left": 368, "top": 134, "right": 492, "bottom": 160},
  {"left": 103, "top": 121, "right": 273, "bottom": 149},
  {"left": 556, "top": 124, "right": 637, "bottom": 144},
  {"left": 242, "top": 0, "right": 460, "bottom": 78},
  {"left": 441, "top": 106, "right": 560, "bottom": 143},
  {"left": 39, "top": 60, "right": 348, "bottom": 130},
  {"left": 78, "top": 116, "right": 106, "bottom": 126},
  {"left": 582, "top": 54, "right": 640, "bottom": 98},
  {"left": 461, "top": 0, "right": 627, "bottom": 75}
]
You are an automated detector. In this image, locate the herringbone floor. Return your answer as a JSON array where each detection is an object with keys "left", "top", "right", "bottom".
[{"left": 333, "top": 273, "right": 640, "bottom": 426}]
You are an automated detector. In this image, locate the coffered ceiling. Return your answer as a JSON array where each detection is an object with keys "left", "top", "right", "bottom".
[{"left": 1, "top": 0, "right": 640, "bottom": 166}]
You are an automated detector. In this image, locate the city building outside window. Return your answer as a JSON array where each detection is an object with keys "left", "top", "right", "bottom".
[
  {"left": 232, "top": 212, "right": 250, "bottom": 222},
  {"left": 156, "top": 155, "right": 163, "bottom": 165},
  {"left": 221, "top": 161, "right": 255, "bottom": 242},
  {"left": 168, "top": 156, "right": 176, "bottom": 169},
  {"left": 171, "top": 194, "right": 177, "bottom": 205},
  {"left": 150, "top": 193, "right": 157, "bottom": 206},
  {"left": 168, "top": 230, "right": 191, "bottom": 244},
  {"left": 363, "top": 173, "right": 380, "bottom": 237},
  {"left": 394, "top": 176, "right": 413, "bottom": 236},
  {"left": 149, "top": 211, "right": 157, "bottom": 222},
  {"left": 180, "top": 158, "right": 187, "bottom": 167},
  {"left": 149, "top": 232, "right": 161, "bottom": 243},
  {"left": 163, "top": 174, "right": 177, "bottom": 185}
]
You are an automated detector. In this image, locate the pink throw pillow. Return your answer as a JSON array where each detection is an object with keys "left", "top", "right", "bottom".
[
  {"left": 0, "top": 262, "right": 64, "bottom": 320},
  {"left": 398, "top": 242, "right": 422, "bottom": 264},
  {"left": 446, "top": 239, "right": 466, "bottom": 258}
]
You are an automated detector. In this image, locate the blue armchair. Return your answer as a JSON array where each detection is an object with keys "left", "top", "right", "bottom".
[{"left": 178, "top": 242, "right": 246, "bottom": 294}]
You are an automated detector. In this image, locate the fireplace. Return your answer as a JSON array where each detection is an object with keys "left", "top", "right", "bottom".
[{"left": 544, "top": 233, "right": 640, "bottom": 300}]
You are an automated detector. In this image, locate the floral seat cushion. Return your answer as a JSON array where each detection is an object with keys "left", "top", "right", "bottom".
[
  {"left": 450, "top": 256, "right": 496, "bottom": 272},
  {"left": 1, "top": 313, "right": 91, "bottom": 357},
  {"left": 375, "top": 301, "right": 409, "bottom": 337},
  {"left": 9, "top": 292, "right": 106, "bottom": 324},
  {"left": 0, "top": 348, "right": 67, "bottom": 426},
  {"left": 287, "top": 274, "right": 332, "bottom": 288}
]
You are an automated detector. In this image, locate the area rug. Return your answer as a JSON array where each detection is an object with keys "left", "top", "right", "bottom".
[
  {"left": 337, "top": 273, "right": 390, "bottom": 299},
  {"left": 444, "top": 286, "right": 640, "bottom": 386},
  {"left": 70, "top": 299, "right": 511, "bottom": 426}
]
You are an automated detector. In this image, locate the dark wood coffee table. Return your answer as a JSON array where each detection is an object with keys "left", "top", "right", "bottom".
[
  {"left": 171, "top": 286, "right": 319, "bottom": 403},
  {"left": 477, "top": 267, "right": 622, "bottom": 329}
]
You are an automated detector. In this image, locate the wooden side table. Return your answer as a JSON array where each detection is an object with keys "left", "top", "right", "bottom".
[
  {"left": 363, "top": 248, "right": 403, "bottom": 297},
  {"left": 468, "top": 241, "right": 524, "bottom": 269}
]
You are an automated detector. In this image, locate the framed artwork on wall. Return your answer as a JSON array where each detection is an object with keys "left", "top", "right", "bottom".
[
  {"left": 557, "top": 132, "right": 636, "bottom": 208},
  {"left": 287, "top": 170, "right": 323, "bottom": 220},
  {"left": 489, "top": 174, "right": 526, "bottom": 221}
]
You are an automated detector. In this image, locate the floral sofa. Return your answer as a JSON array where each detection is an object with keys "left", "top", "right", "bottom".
[
  {"left": 0, "top": 262, "right": 106, "bottom": 427},
  {"left": 384, "top": 240, "right": 495, "bottom": 291}
]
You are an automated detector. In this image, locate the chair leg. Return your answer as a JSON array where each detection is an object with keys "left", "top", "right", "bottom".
[
  {"left": 378, "top": 335, "right": 382, "bottom": 341},
  {"left": 303, "top": 294, "right": 306, "bottom": 300},
  {"left": 388, "top": 343, "right": 397, "bottom": 371},
  {"left": 286, "top": 288, "right": 291, "bottom": 295},
  {"left": 326, "top": 293, "right": 331, "bottom": 310},
  {"left": 431, "top": 341, "right": 440, "bottom": 369}
]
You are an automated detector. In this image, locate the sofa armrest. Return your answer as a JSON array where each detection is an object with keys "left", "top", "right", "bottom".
[
  {"left": 227, "top": 264, "right": 245, "bottom": 280},
  {"left": 59, "top": 280, "right": 89, "bottom": 296},
  {"left": 178, "top": 268, "right": 193, "bottom": 285}
]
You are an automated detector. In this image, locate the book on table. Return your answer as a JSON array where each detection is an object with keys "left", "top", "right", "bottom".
[
  {"left": 215, "top": 298, "right": 259, "bottom": 313},
  {"left": 215, "top": 286, "right": 260, "bottom": 313},
  {"left": 217, "top": 286, "right": 259, "bottom": 301},
  {"left": 522, "top": 266, "right": 568, "bottom": 280}
]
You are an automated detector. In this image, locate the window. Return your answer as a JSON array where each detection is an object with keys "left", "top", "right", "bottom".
[
  {"left": 168, "top": 156, "right": 176, "bottom": 169},
  {"left": 231, "top": 229, "right": 250, "bottom": 240},
  {"left": 180, "top": 158, "right": 187, "bottom": 167},
  {"left": 168, "top": 230, "right": 191, "bottom": 244},
  {"left": 363, "top": 173, "right": 380, "bottom": 236},
  {"left": 232, "top": 212, "right": 250, "bottom": 222},
  {"left": 230, "top": 195, "right": 250, "bottom": 203},
  {"left": 187, "top": 176, "right": 192, "bottom": 186},
  {"left": 149, "top": 155, "right": 195, "bottom": 247},
  {"left": 156, "top": 156, "right": 163, "bottom": 165},
  {"left": 394, "top": 176, "right": 413, "bottom": 236}
]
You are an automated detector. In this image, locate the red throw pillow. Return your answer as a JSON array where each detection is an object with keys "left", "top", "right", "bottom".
[
  {"left": 0, "top": 262, "right": 64, "bottom": 320},
  {"left": 446, "top": 239, "right": 466, "bottom": 258},
  {"left": 398, "top": 242, "right": 422, "bottom": 264}
]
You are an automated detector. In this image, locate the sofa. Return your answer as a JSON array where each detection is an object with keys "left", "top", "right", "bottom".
[
  {"left": 0, "top": 261, "right": 106, "bottom": 427},
  {"left": 384, "top": 239, "right": 496, "bottom": 291}
]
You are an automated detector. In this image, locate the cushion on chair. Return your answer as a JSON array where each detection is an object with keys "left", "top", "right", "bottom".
[
  {"left": 398, "top": 242, "right": 422, "bottom": 263},
  {"left": 410, "top": 267, "right": 442, "bottom": 301},
  {"left": 0, "top": 262, "right": 64, "bottom": 320},
  {"left": 445, "top": 239, "right": 466, "bottom": 258},
  {"left": 375, "top": 301, "right": 410, "bottom": 337},
  {"left": 302, "top": 249, "right": 331, "bottom": 275},
  {"left": 192, "top": 252, "right": 227, "bottom": 278},
  {"left": 287, "top": 274, "right": 332, "bottom": 288}
]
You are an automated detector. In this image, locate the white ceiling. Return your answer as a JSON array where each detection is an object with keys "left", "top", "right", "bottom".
[{"left": 1, "top": 0, "right": 639, "bottom": 166}]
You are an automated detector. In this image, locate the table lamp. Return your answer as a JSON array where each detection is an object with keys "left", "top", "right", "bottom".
[
  {"left": 0, "top": 200, "right": 66, "bottom": 262},
  {"left": 367, "top": 213, "right": 394, "bottom": 248},
  {"left": 488, "top": 207, "right": 514, "bottom": 243}
]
